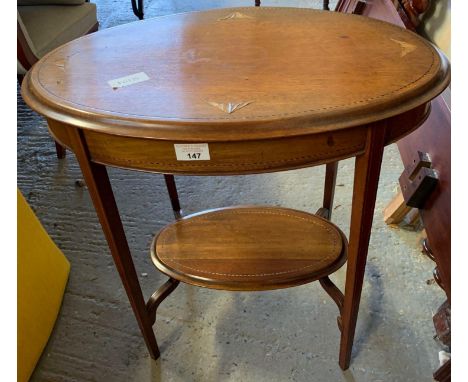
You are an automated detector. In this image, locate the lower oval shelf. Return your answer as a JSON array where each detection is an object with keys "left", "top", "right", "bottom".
[{"left": 151, "top": 206, "right": 348, "bottom": 291}]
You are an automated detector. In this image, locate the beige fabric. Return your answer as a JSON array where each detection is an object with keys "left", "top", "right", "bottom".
[
  {"left": 18, "top": 60, "right": 27, "bottom": 75},
  {"left": 17, "top": 10, "right": 39, "bottom": 58},
  {"left": 420, "top": 0, "right": 451, "bottom": 60},
  {"left": 18, "top": 3, "right": 97, "bottom": 58},
  {"left": 18, "top": 0, "right": 85, "bottom": 5}
]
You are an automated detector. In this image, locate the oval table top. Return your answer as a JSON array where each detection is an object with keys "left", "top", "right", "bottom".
[{"left": 22, "top": 7, "right": 450, "bottom": 141}]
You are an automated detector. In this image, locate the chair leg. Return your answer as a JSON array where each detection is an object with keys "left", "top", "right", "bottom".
[
  {"left": 131, "top": 0, "right": 144, "bottom": 19},
  {"left": 323, "top": 0, "right": 330, "bottom": 11},
  {"left": 54, "top": 140, "right": 66, "bottom": 159},
  {"left": 19, "top": 74, "right": 66, "bottom": 160},
  {"left": 164, "top": 174, "right": 182, "bottom": 220}
]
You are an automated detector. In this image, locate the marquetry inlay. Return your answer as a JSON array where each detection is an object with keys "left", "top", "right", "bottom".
[
  {"left": 390, "top": 38, "right": 417, "bottom": 57},
  {"left": 217, "top": 12, "right": 253, "bottom": 21},
  {"left": 207, "top": 101, "right": 253, "bottom": 114}
]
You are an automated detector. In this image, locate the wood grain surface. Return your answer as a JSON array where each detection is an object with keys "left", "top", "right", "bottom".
[
  {"left": 22, "top": 7, "right": 449, "bottom": 142},
  {"left": 152, "top": 206, "right": 348, "bottom": 291},
  {"left": 43, "top": 102, "right": 429, "bottom": 175},
  {"left": 19, "top": 5, "right": 451, "bottom": 370}
]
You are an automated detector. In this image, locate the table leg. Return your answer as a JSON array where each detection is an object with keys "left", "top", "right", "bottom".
[
  {"left": 323, "top": 161, "right": 338, "bottom": 219},
  {"left": 339, "top": 125, "right": 386, "bottom": 370},
  {"left": 67, "top": 127, "right": 160, "bottom": 359},
  {"left": 163, "top": 174, "right": 182, "bottom": 220}
]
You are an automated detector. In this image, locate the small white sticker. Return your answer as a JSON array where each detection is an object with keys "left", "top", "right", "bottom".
[
  {"left": 108, "top": 72, "right": 149, "bottom": 89},
  {"left": 174, "top": 143, "right": 210, "bottom": 161}
]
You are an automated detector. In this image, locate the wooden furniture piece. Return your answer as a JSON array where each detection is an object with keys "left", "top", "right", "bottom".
[
  {"left": 336, "top": 0, "right": 451, "bottom": 379},
  {"left": 152, "top": 206, "right": 348, "bottom": 291},
  {"left": 17, "top": 0, "right": 99, "bottom": 159},
  {"left": 21, "top": 7, "right": 450, "bottom": 370}
]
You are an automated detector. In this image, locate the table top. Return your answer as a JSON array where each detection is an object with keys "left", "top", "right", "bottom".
[{"left": 22, "top": 7, "right": 450, "bottom": 141}]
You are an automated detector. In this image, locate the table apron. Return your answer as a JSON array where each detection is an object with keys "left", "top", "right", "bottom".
[
  {"left": 86, "top": 127, "right": 367, "bottom": 175},
  {"left": 46, "top": 103, "right": 429, "bottom": 176}
]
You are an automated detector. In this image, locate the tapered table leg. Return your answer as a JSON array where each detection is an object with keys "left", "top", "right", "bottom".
[
  {"left": 339, "top": 124, "right": 386, "bottom": 370},
  {"left": 323, "top": 161, "right": 338, "bottom": 219},
  {"left": 67, "top": 127, "right": 160, "bottom": 359},
  {"left": 163, "top": 174, "right": 182, "bottom": 220},
  {"left": 131, "top": 0, "right": 144, "bottom": 20}
]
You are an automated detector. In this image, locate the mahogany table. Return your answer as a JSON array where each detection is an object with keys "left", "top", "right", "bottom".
[{"left": 21, "top": 7, "right": 449, "bottom": 370}]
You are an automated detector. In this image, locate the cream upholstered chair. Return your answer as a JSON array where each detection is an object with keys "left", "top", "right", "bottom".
[{"left": 17, "top": 0, "right": 98, "bottom": 158}]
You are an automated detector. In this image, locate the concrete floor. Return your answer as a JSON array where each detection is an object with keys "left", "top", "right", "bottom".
[{"left": 18, "top": 1, "right": 446, "bottom": 381}]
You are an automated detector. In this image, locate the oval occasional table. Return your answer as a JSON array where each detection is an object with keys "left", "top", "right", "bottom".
[{"left": 21, "top": 7, "right": 450, "bottom": 370}]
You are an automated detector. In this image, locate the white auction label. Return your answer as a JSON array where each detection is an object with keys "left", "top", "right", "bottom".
[
  {"left": 108, "top": 72, "right": 149, "bottom": 89},
  {"left": 174, "top": 143, "right": 210, "bottom": 161}
]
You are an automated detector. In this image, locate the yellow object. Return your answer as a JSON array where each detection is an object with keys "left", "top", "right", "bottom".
[{"left": 17, "top": 189, "right": 70, "bottom": 382}]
